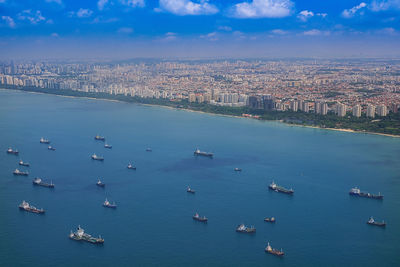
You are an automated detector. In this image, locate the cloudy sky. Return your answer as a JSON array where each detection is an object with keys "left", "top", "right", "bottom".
[{"left": 1, "top": 0, "right": 399, "bottom": 59}]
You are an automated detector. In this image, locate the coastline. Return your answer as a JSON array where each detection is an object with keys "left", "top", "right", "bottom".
[{"left": 2, "top": 88, "right": 399, "bottom": 139}]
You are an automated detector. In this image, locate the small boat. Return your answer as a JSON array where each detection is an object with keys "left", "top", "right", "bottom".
[
  {"left": 48, "top": 146, "right": 56, "bottom": 151},
  {"left": 103, "top": 198, "right": 117, "bottom": 208},
  {"left": 94, "top": 135, "right": 105, "bottom": 141},
  {"left": 91, "top": 154, "right": 104, "bottom": 161},
  {"left": 193, "top": 212, "right": 208, "bottom": 222},
  {"left": 146, "top": 148, "right": 152, "bottom": 152},
  {"left": 40, "top": 137, "right": 50, "bottom": 144},
  {"left": 269, "top": 181, "right": 294, "bottom": 195},
  {"left": 234, "top": 168, "right": 242, "bottom": 172},
  {"left": 6, "top": 148, "right": 19, "bottom": 155},
  {"left": 194, "top": 149, "right": 213, "bottom": 158},
  {"left": 367, "top": 217, "right": 386, "bottom": 227},
  {"left": 104, "top": 144, "right": 112, "bottom": 149},
  {"left": 33, "top": 178, "right": 55, "bottom": 188},
  {"left": 69, "top": 226, "right": 104, "bottom": 244},
  {"left": 187, "top": 186, "right": 195, "bottom": 194},
  {"left": 19, "top": 200, "right": 45, "bottom": 214},
  {"left": 127, "top": 163, "right": 136, "bottom": 170},
  {"left": 96, "top": 179, "right": 105, "bottom": 187},
  {"left": 264, "top": 217, "right": 276, "bottom": 223},
  {"left": 236, "top": 224, "right": 256, "bottom": 233},
  {"left": 13, "top": 169, "right": 29, "bottom": 176},
  {"left": 349, "top": 187, "right": 383, "bottom": 200},
  {"left": 19, "top": 160, "right": 30, "bottom": 167},
  {"left": 265, "top": 242, "right": 284, "bottom": 256}
]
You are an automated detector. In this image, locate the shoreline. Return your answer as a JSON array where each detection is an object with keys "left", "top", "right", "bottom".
[{"left": 2, "top": 88, "right": 399, "bottom": 139}]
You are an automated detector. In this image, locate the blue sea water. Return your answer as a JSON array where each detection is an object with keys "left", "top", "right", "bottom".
[{"left": 0, "top": 89, "right": 399, "bottom": 266}]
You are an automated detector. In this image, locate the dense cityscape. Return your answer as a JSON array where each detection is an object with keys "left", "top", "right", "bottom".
[{"left": 1, "top": 59, "right": 399, "bottom": 119}]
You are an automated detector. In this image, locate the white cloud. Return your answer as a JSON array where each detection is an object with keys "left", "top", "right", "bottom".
[
  {"left": 271, "top": 29, "right": 287, "bottom": 35},
  {"left": 375, "top": 27, "right": 397, "bottom": 35},
  {"left": 1, "top": 16, "right": 16, "bottom": 28},
  {"left": 218, "top": 25, "right": 232, "bottom": 31},
  {"left": 297, "top": 10, "right": 313, "bottom": 21},
  {"left": 370, "top": 0, "right": 400, "bottom": 11},
  {"left": 303, "top": 29, "right": 330, "bottom": 36},
  {"left": 117, "top": 27, "right": 134, "bottom": 33},
  {"left": 119, "top": 0, "right": 145, "bottom": 8},
  {"left": 0, "top": 0, "right": 6, "bottom": 3},
  {"left": 200, "top": 31, "right": 219, "bottom": 41},
  {"left": 18, "top": 10, "right": 46, "bottom": 24},
  {"left": 97, "top": 0, "right": 109, "bottom": 10},
  {"left": 230, "top": 0, "right": 293, "bottom": 18},
  {"left": 316, "top": 13, "right": 327, "bottom": 18},
  {"left": 158, "top": 0, "right": 219, "bottom": 15},
  {"left": 51, "top": 32, "right": 59, "bottom": 37},
  {"left": 76, "top": 8, "right": 93, "bottom": 18},
  {"left": 164, "top": 32, "right": 178, "bottom": 41},
  {"left": 45, "top": 0, "right": 62, "bottom": 5},
  {"left": 342, "top": 2, "right": 367, "bottom": 18}
]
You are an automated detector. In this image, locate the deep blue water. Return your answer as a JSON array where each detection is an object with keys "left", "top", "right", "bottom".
[{"left": 0, "top": 89, "right": 399, "bottom": 266}]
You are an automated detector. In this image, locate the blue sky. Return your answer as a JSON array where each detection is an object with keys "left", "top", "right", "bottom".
[{"left": 0, "top": 0, "right": 399, "bottom": 59}]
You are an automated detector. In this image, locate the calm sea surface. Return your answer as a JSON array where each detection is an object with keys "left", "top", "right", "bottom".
[{"left": 0, "top": 89, "right": 399, "bottom": 266}]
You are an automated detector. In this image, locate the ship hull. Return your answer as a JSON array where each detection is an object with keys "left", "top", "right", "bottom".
[
  {"left": 19, "top": 207, "right": 45, "bottom": 214},
  {"left": 194, "top": 152, "right": 213, "bottom": 158},
  {"left": 193, "top": 217, "right": 208, "bottom": 222},
  {"left": 268, "top": 186, "right": 294, "bottom": 195},
  {"left": 349, "top": 192, "right": 383, "bottom": 200},
  {"left": 33, "top": 182, "right": 54, "bottom": 188},
  {"left": 14, "top": 172, "right": 28, "bottom": 176}
]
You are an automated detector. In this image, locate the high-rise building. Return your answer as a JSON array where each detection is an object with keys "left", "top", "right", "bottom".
[
  {"left": 336, "top": 103, "right": 346, "bottom": 117},
  {"left": 390, "top": 103, "right": 398, "bottom": 113},
  {"left": 367, "top": 105, "right": 375, "bottom": 118},
  {"left": 321, "top": 102, "right": 328, "bottom": 115},
  {"left": 263, "top": 95, "right": 275, "bottom": 111},
  {"left": 290, "top": 100, "right": 298, "bottom": 112},
  {"left": 298, "top": 100, "right": 304, "bottom": 111},
  {"left": 376, "top": 105, "right": 387, "bottom": 117},
  {"left": 189, "top": 93, "right": 196, "bottom": 103},
  {"left": 352, "top": 105, "right": 361, "bottom": 117},
  {"left": 204, "top": 93, "right": 211, "bottom": 103},
  {"left": 303, "top": 102, "right": 309, "bottom": 113},
  {"left": 315, "top": 102, "right": 321, "bottom": 114}
]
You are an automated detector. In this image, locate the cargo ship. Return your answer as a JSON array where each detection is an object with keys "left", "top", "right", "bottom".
[
  {"left": 146, "top": 148, "right": 152, "bottom": 152},
  {"left": 96, "top": 179, "right": 105, "bottom": 187},
  {"left": 19, "top": 160, "right": 30, "bottom": 167},
  {"left": 193, "top": 212, "right": 208, "bottom": 222},
  {"left": 194, "top": 149, "right": 213, "bottom": 158},
  {"left": 33, "top": 178, "right": 54, "bottom": 188},
  {"left": 234, "top": 168, "right": 242, "bottom": 172},
  {"left": 91, "top": 154, "right": 104, "bottom": 161},
  {"left": 127, "top": 163, "right": 136, "bottom": 170},
  {"left": 19, "top": 200, "right": 45, "bottom": 214},
  {"left": 104, "top": 143, "right": 112, "bottom": 149},
  {"left": 6, "top": 148, "right": 19, "bottom": 155},
  {"left": 40, "top": 138, "right": 50, "bottom": 144},
  {"left": 187, "top": 186, "right": 195, "bottom": 194},
  {"left": 265, "top": 242, "right": 284, "bottom": 256},
  {"left": 264, "top": 217, "right": 276, "bottom": 223},
  {"left": 103, "top": 198, "right": 117, "bottom": 208},
  {"left": 349, "top": 187, "right": 383, "bottom": 200},
  {"left": 94, "top": 135, "right": 105, "bottom": 141},
  {"left": 13, "top": 169, "right": 29, "bottom": 176},
  {"left": 48, "top": 146, "right": 56, "bottom": 151},
  {"left": 269, "top": 181, "right": 294, "bottom": 195},
  {"left": 69, "top": 226, "right": 104, "bottom": 244},
  {"left": 236, "top": 224, "right": 256, "bottom": 233},
  {"left": 367, "top": 217, "right": 386, "bottom": 227}
]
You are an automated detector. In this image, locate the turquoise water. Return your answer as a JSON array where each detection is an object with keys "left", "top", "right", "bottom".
[{"left": 0, "top": 89, "right": 399, "bottom": 266}]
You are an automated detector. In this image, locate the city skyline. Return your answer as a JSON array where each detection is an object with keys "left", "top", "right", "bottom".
[{"left": 1, "top": 0, "right": 400, "bottom": 59}]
